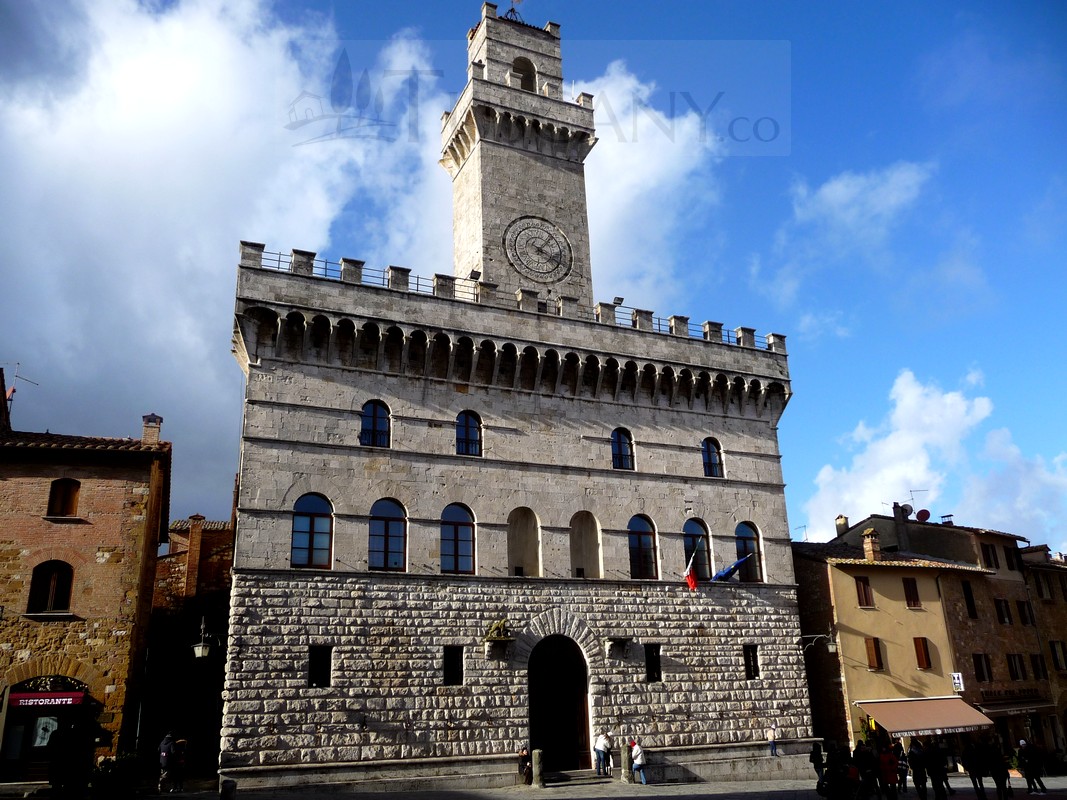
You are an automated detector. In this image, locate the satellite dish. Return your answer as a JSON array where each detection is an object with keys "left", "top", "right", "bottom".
[
  {"left": 901, "top": 504, "right": 914, "bottom": 517},
  {"left": 917, "top": 509, "right": 931, "bottom": 523}
]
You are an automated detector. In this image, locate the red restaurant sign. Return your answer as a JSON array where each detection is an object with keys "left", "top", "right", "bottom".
[{"left": 7, "top": 692, "right": 86, "bottom": 707}]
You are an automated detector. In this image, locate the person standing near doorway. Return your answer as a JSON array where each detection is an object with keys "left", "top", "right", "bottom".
[
  {"left": 593, "top": 732, "right": 612, "bottom": 777},
  {"left": 767, "top": 723, "right": 779, "bottom": 756}
]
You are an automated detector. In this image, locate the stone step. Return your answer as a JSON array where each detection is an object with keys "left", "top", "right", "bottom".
[{"left": 544, "top": 769, "right": 615, "bottom": 786}]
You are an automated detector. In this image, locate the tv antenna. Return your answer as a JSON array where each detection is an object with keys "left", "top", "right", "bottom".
[
  {"left": 908, "top": 489, "right": 929, "bottom": 505},
  {"left": 2, "top": 362, "right": 39, "bottom": 415},
  {"left": 793, "top": 525, "right": 808, "bottom": 541}
]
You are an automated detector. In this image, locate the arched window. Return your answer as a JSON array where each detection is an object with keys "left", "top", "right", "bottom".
[
  {"left": 369, "top": 499, "right": 407, "bottom": 572},
  {"left": 440, "top": 504, "right": 475, "bottom": 575},
  {"left": 47, "top": 478, "right": 80, "bottom": 517},
  {"left": 683, "top": 519, "right": 712, "bottom": 581},
  {"left": 27, "top": 560, "right": 74, "bottom": 613},
  {"left": 701, "top": 438, "right": 724, "bottom": 478},
  {"left": 359, "top": 400, "right": 390, "bottom": 448},
  {"left": 456, "top": 411, "right": 482, "bottom": 457},
  {"left": 291, "top": 493, "right": 333, "bottom": 568},
  {"left": 628, "top": 515, "right": 658, "bottom": 579},
  {"left": 611, "top": 427, "right": 635, "bottom": 470},
  {"left": 735, "top": 521, "right": 763, "bottom": 583},
  {"left": 511, "top": 56, "right": 536, "bottom": 92}
]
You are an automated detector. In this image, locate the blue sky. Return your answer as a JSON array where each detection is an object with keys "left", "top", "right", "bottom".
[{"left": 1, "top": 0, "right": 1064, "bottom": 548}]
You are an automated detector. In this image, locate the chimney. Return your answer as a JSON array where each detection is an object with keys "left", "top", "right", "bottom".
[
  {"left": 184, "top": 514, "right": 205, "bottom": 598},
  {"left": 835, "top": 515, "right": 850, "bottom": 537},
  {"left": 862, "top": 527, "right": 881, "bottom": 561},
  {"left": 141, "top": 413, "right": 163, "bottom": 444}
]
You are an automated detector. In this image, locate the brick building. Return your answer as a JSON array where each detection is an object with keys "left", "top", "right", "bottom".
[
  {"left": 1021, "top": 545, "right": 1067, "bottom": 756},
  {"left": 144, "top": 512, "right": 235, "bottom": 774},
  {"left": 0, "top": 371, "right": 170, "bottom": 780},
  {"left": 221, "top": 4, "right": 811, "bottom": 790},
  {"left": 792, "top": 531, "right": 992, "bottom": 749},
  {"left": 798, "top": 505, "right": 1056, "bottom": 754}
]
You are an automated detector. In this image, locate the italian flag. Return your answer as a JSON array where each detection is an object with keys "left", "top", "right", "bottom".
[{"left": 683, "top": 550, "right": 698, "bottom": 592}]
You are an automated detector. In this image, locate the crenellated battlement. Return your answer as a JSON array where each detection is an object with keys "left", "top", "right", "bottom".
[{"left": 238, "top": 242, "right": 789, "bottom": 356}]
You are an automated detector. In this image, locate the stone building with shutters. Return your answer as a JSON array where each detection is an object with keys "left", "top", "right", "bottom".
[
  {"left": 0, "top": 370, "right": 171, "bottom": 780},
  {"left": 221, "top": 3, "right": 811, "bottom": 790},
  {"left": 800, "top": 505, "right": 1058, "bottom": 755}
]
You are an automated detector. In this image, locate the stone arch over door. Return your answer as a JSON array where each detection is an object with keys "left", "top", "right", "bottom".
[
  {"left": 3, "top": 658, "right": 105, "bottom": 700},
  {"left": 527, "top": 635, "right": 590, "bottom": 772}
]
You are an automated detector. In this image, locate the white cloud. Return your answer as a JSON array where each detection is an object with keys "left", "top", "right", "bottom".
[
  {"left": 577, "top": 61, "right": 722, "bottom": 312},
  {"left": 0, "top": 0, "right": 445, "bottom": 520},
  {"left": 802, "top": 370, "right": 993, "bottom": 541},
  {"left": 795, "top": 311, "right": 850, "bottom": 341},
  {"left": 752, "top": 161, "right": 935, "bottom": 310},
  {"left": 961, "top": 430, "right": 1067, "bottom": 552},
  {"left": 790, "top": 161, "right": 934, "bottom": 251},
  {"left": 0, "top": 3, "right": 730, "bottom": 521}
]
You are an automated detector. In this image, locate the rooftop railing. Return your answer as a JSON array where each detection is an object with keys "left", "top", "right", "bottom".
[{"left": 244, "top": 244, "right": 780, "bottom": 353}]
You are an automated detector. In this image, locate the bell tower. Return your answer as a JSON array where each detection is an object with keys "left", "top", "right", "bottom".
[{"left": 441, "top": 3, "right": 597, "bottom": 308}]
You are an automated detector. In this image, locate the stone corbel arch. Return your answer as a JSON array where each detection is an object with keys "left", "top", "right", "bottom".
[{"left": 512, "top": 608, "right": 602, "bottom": 669}]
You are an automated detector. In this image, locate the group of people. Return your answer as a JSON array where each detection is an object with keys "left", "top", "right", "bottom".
[
  {"left": 158, "top": 731, "right": 188, "bottom": 793},
  {"left": 518, "top": 733, "right": 648, "bottom": 784},
  {"left": 593, "top": 733, "right": 648, "bottom": 784},
  {"left": 811, "top": 734, "right": 1050, "bottom": 800}
]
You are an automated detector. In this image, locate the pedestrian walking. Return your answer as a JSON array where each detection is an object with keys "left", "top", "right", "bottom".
[
  {"left": 811, "top": 741, "right": 825, "bottom": 781},
  {"left": 894, "top": 740, "right": 909, "bottom": 794},
  {"left": 1018, "top": 738, "right": 1048, "bottom": 795},
  {"left": 909, "top": 739, "right": 929, "bottom": 800},
  {"left": 879, "top": 742, "right": 900, "bottom": 800},
  {"left": 767, "top": 722, "right": 779, "bottom": 757},
  {"left": 961, "top": 738, "right": 986, "bottom": 799},
  {"left": 158, "top": 731, "right": 176, "bottom": 793}
]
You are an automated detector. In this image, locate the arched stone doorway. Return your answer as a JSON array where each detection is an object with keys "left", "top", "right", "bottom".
[
  {"left": 528, "top": 635, "right": 590, "bottom": 771},
  {"left": 0, "top": 675, "right": 96, "bottom": 782}
]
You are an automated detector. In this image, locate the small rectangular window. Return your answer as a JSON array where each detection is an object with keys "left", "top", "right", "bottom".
[
  {"left": 981, "top": 543, "right": 1000, "bottom": 569},
  {"left": 645, "top": 643, "right": 662, "bottom": 683},
  {"left": 308, "top": 645, "right": 333, "bottom": 688},
  {"left": 914, "top": 637, "right": 932, "bottom": 670},
  {"left": 1032, "top": 654, "right": 1049, "bottom": 680},
  {"left": 574, "top": 567, "right": 585, "bottom": 578},
  {"left": 1036, "top": 573, "right": 1054, "bottom": 600},
  {"left": 995, "top": 598, "right": 1013, "bottom": 625},
  {"left": 865, "top": 637, "right": 884, "bottom": 671},
  {"left": 1007, "top": 653, "right": 1027, "bottom": 681},
  {"left": 962, "top": 581, "right": 979, "bottom": 619},
  {"left": 1017, "top": 600, "right": 1035, "bottom": 625},
  {"left": 1050, "top": 641, "right": 1067, "bottom": 671},
  {"left": 855, "top": 576, "right": 874, "bottom": 608},
  {"left": 1003, "top": 546, "right": 1018, "bottom": 570},
  {"left": 973, "top": 652, "right": 992, "bottom": 682},
  {"left": 903, "top": 577, "right": 921, "bottom": 608},
  {"left": 743, "top": 644, "right": 760, "bottom": 680},
  {"left": 443, "top": 645, "right": 463, "bottom": 686},
  {"left": 513, "top": 565, "right": 524, "bottom": 577}
]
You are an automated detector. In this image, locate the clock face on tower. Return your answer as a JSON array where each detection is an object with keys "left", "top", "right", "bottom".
[{"left": 503, "top": 216, "right": 573, "bottom": 284}]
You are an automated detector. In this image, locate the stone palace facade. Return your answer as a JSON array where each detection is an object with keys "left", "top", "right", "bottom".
[{"left": 221, "top": 3, "right": 812, "bottom": 789}]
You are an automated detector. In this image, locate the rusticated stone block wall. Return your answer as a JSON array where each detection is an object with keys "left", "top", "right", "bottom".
[{"left": 220, "top": 569, "right": 812, "bottom": 770}]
